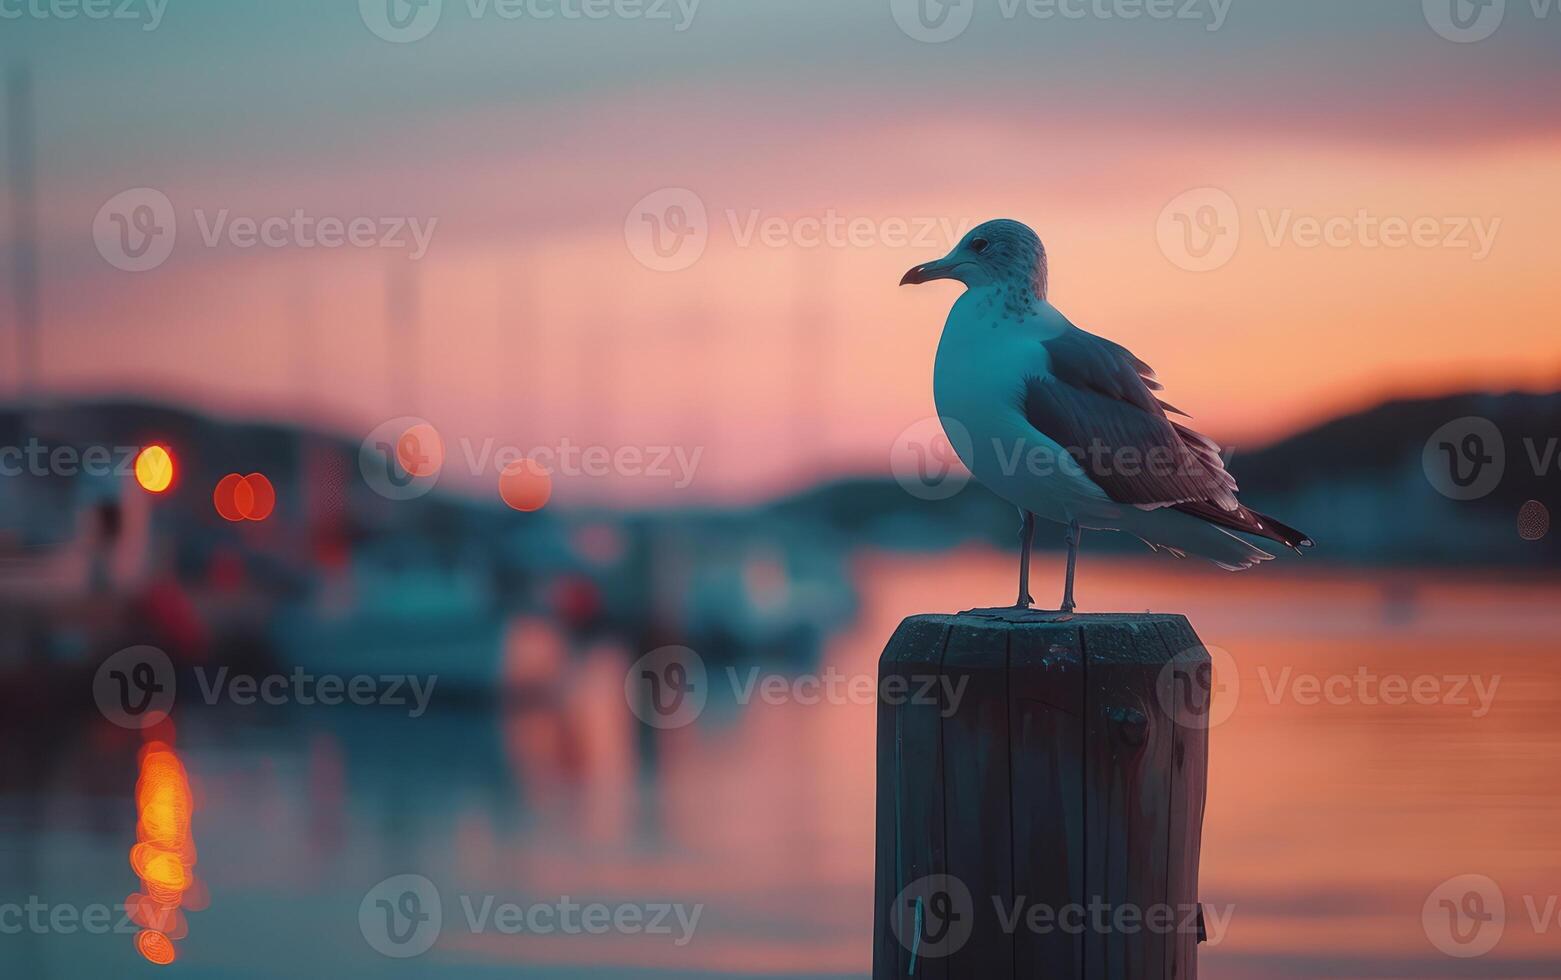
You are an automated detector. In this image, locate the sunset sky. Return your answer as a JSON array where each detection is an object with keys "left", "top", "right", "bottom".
[{"left": 5, "top": 0, "right": 1560, "bottom": 500}]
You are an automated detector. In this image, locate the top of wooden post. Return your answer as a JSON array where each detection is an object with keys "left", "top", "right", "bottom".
[{"left": 883, "top": 610, "right": 1206, "bottom": 669}]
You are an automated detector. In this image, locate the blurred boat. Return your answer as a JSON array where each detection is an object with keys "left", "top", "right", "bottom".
[{"left": 270, "top": 545, "right": 506, "bottom": 692}]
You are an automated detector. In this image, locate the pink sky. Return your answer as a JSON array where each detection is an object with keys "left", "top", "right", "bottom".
[{"left": 8, "top": 2, "right": 1561, "bottom": 501}]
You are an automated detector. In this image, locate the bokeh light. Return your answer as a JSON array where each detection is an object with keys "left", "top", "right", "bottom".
[
  {"left": 396, "top": 422, "right": 444, "bottom": 479},
  {"left": 214, "top": 473, "right": 277, "bottom": 522},
  {"left": 135, "top": 929, "right": 177, "bottom": 966},
  {"left": 499, "top": 458, "right": 552, "bottom": 512},
  {"left": 134, "top": 446, "right": 175, "bottom": 494},
  {"left": 1518, "top": 500, "right": 1550, "bottom": 541},
  {"left": 131, "top": 744, "right": 198, "bottom": 966}
]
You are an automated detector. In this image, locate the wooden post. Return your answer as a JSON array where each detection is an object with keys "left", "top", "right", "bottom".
[{"left": 872, "top": 611, "right": 1211, "bottom": 979}]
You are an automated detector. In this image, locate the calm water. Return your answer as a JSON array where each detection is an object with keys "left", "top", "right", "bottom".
[{"left": 3, "top": 551, "right": 1560, "bottom": 978}]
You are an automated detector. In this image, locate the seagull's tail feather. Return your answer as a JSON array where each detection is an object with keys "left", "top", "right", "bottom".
[
  {"left": 1107, "top": 508, "right": 1275, "bottom": 571},
  {"left": 1171, "top": 500, "right": 1315, "bottom": 554}
]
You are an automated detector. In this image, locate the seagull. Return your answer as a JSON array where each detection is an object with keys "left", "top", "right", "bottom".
[{"left": 902, "top": 218, "right": 1313, "bottom": 613}]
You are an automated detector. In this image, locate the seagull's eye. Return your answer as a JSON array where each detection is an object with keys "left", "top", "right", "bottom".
[{"left": 970, "top": 238, "right": 990, "bottom": 254}]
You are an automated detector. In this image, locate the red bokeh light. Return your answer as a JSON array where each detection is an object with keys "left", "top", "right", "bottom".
[{"left": 213, "top": 473, "right": 276, "bottom": 522}]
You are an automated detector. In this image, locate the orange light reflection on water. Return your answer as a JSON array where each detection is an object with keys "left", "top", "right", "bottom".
[{"left": 131, "top": 740, "right": 199, "bottom": 966}]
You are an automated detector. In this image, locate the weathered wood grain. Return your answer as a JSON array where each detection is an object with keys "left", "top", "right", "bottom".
[{"left": 873, "top": 612, "right": 1210, "bottom": 980}]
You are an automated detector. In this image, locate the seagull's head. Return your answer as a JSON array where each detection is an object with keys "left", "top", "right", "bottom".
[{"left": 900, "top": 219, "right": 1048, "bottom": 299}]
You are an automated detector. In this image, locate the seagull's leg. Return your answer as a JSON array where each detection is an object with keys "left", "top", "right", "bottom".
[
  {"left": 1015, "top": 509, "right": 1036, "bottom": 609},
  {"left": 1060, "top": 519, "right": 1082, "bottom": 614}
]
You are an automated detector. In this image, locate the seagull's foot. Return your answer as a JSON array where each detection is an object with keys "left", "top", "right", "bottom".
[{"left": 1013, "top": 593, "right": 1035, "bottom": 610}]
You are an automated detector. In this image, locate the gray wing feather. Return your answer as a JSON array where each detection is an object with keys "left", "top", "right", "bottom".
[{"left": 1025, "top": 328, "right": 1239, "bottom": 510}]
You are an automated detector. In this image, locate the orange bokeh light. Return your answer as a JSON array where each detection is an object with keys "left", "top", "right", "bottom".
[
  {"left": 213, "top": 473, "right": 276, "bottom": 522},
  {"left": 131, "top": 745, "right": 197, "bottom": 966},
  {"left": 396, "top": 422, "right": 444, "bottom": 479},
  {"left": 499, "top": 458, "right": 552, "bottom": 512},
  {"left": 134, "top": 446, "right": 175, "bottom": 494},
  {"left": 136, "top": 929, "right": 177, "bottom": 966}
]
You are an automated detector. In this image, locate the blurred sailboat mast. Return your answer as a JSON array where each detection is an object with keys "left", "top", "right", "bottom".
[{"left": 7, "top": 66, "right": 39, "bottom": 398}]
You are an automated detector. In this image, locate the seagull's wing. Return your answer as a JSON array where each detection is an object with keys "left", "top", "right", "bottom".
[
  {"left": 1025, "top": 324, "right": 1313, "bottom": 551},
  {"left": 1025, "top": 325, "right": 1239, "bottom": 511}
]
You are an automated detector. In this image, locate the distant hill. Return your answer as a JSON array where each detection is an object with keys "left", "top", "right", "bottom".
[{"left": 4, "top": 392, "right": 1554, "bottom": 567}]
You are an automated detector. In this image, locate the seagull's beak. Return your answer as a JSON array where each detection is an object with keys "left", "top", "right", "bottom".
[{"left": 900, "top": 257, "right": 959, "bottom": 286}]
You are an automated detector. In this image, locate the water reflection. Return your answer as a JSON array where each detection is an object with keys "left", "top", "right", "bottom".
[
  {"left": 128, "top": 738, "right": 199, "bottom": 965},
  {"left": 2, "top": 553, "right": 1560, "bottom": 977}
]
